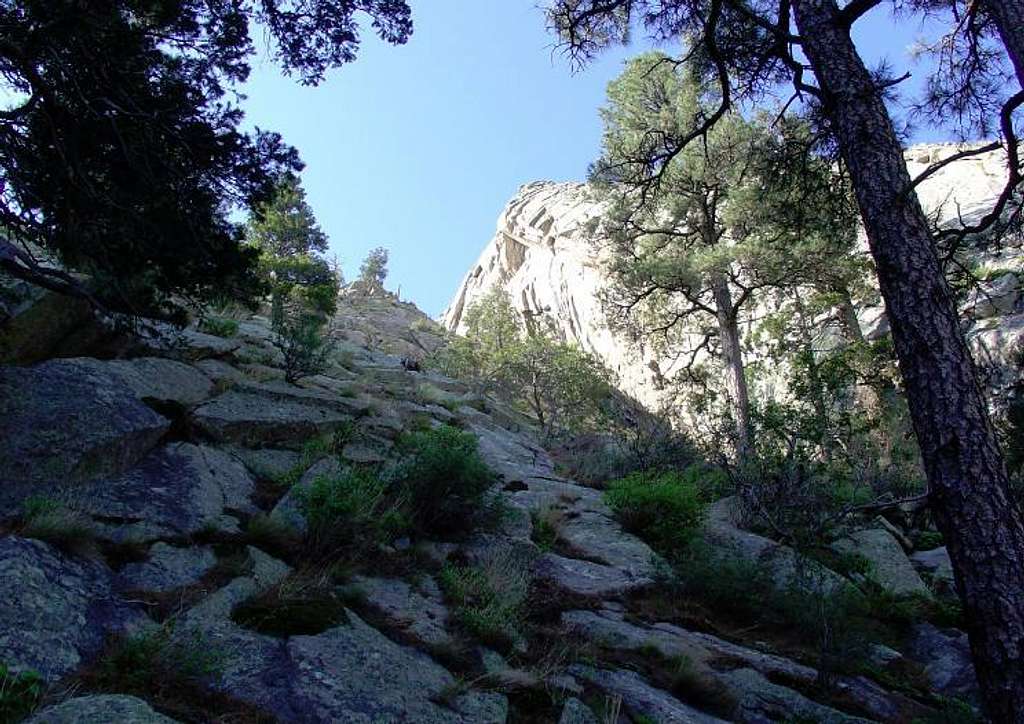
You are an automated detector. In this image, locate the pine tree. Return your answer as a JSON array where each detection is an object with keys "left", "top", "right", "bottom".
[
  {"left": 0, "top": 1, "right": 411, "bottom": 322},
  {"left": 247, "top": 176, "right": 328, "bottom": 258},
  {"left": 549, "top": 1, "right": 1024, "bottom": 716},
  {"left": 357, "top": 247, "right": 390, "bottom": 294}
]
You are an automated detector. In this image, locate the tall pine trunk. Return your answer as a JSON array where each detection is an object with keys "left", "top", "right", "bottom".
[
  {"left": 792, "top": 1, "right": 1024, "bottom": 719},
  {"left": 711, "top": 273, "right": 753, "bottom": 458},
  {"left": 982, "top": 0, "right": 1024, "bottom": 86}
]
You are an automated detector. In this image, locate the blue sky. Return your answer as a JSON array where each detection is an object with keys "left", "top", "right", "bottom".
[{"left": 241, "top": 2, "right": 950, "bottom": 317}]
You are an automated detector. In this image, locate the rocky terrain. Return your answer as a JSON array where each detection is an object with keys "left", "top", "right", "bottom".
[
  {"left": 0, "top": 287, "right": 979, "bottom": 722},
  {"left": 443, "top": 143, "right": 1024, "bottom": 414}
]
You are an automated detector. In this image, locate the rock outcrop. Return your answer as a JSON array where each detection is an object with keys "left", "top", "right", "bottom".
[
  {"left": 443, "top": 144, "right": 1024, "bottom": 415},
  {"left": 0, "top": 287, "right": 981, "bottom": 722}
]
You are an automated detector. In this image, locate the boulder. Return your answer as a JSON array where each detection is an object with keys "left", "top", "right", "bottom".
[
  {"left": 269, "top": 457, "right": 341, "bottom": 535},
  {"left": 832, "top": 528, "right": 931, "bottom": 597},
  {"left": 0, "top": 284, "right": 94, "bottom": 365},
  {"left": 910, "top": 546, "right": 956, "bottom": 595},
  {"left": 285, "top": 612, "right": 507, "bottom": 723},
  {"left": 192, "top": 390, "right": 355, "bottom": 447},
  {"left": 192, "top": 358, "right": 248, "bottom": 387},
  {"left": 704, "top": 498, "right": 848, "bottom": 595},
  {"left": 222, "top": 446, "right": 304, "bottom": 480},
  {"left": 234, "top": 378, "right": 371, "bottom": 416},
  {"left": 908, "top": 623, "right": 980, "bottom": 705},
  {"left": 509, "top": 478, "right": 659, "bottom": 573},
  {"left": 348, "top": 575, "right": 453, "bottom": 648},
  {"left": 75, "top": 443, "right": 256, "bottom": 543},
  {"left": 26, "top": 695, "right": 180, "bottom": 724},
  {"left": 201, "top": 596, "right": 505, "bottom": 723},
  {"left": 967, "top": 272, "right": 1019, "bottom": 318},
  {"left": 721, "top": 668, "right": 873, "bottom": 724},
  {"left": 569, "top": 665, "right": 727, "bottom": 723},
  {"left": 180, "top": 546, "right": 291, "bottom": 630},
  {"left": 559, "top": 698, "right": 599, "bottom": 724},
  {"left": 0, "top": 537, "right": 142, "bottom": 682},
  {"left": 534, "top": 552, "right": 654, "bottom": 599},
  {"left": 561, "top": 608, "right": 921, "bottom": 723},
  {"left": 137, "top": 324, "right": 241, "bottom": 361},
  {"left": 65, "top": 356, "right": 214, "bottom": 407},
  {"left": 0, "top": 359, "right": 169, "bottom": 488},
  {"left": 119, "top": 543, "right": 217, "bottom": 593}
]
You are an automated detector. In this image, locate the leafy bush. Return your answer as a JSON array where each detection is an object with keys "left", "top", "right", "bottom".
[
  {"left": 604, "top": 470, "right": 707, "bottom": 558},
  {"left": 272, "top": 313, "right": 336, "bottom": 384},
  {"left": 301, "top": 468, "right": 407, "bottom": 552},
  {"left": 439, "top": 550, "right": 529, "bottom": 651},
  {"left": 428, "top": 289, "right": 615, "bottom": 436},
  {"left": 394, "top": 425, "right": 498, "bottom": 536},
  {"left": 91, "top": 623, "right": 223, "bottom": 694},
  {"left": 530, "top": 505, "right": 564, "bottom": 552},
  {"left": 0, "top": 664, "right": 43, "bottom": 721},
  {"left": 671, "top": 543, "right": 879, "bottom": 683},
  {"left": 198, "top": 315, "right": 239, "bottom": 338}
]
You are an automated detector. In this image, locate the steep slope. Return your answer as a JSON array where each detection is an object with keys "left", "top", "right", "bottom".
[
  {"left": 0, "top": 290, "right": 977, "bottom": 722},
  {"left": 443, "top": 144, "right": 1024, "bottom": 413}
]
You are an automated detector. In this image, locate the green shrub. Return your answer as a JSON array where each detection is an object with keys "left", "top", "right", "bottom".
[
  {"left": 395, "top": 425, "right": 498, "bottom": 536},
  {"left": 273, "top": 314, "right": 335, "bottom": 384},
  {"left": 915, "top": 530, "right": 945, "bottom": 551},
  {"left": 604, "top": 470, "right": 706, "bottom": 558},
  {"left": 198, "top": 315, "right": 239, "bottom": 338},
  {"left": 19, "top": 496, "right": 99, "bottom": 558},
  {"left": 439, "top": 551, "right": 529, "bottom": 651},
  {"left": 673, "top": 543, "right": 875, "bottom": 681},
  {"left": 21, "top": 494, "right": 60, "bottom": 520},
  {"left": 530, "top": 505, "right": 563, "bottom": 552},
  {"left": 92, "top": 623, "right": 223, "bottom": 694},
  {"left": 0, "top": 664, "right": 43, "bottom": 721},
  {"left": 301, "top": 468, "right": 408, "bottom": 551}
]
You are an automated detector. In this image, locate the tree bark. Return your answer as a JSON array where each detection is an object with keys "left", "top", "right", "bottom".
[
  {"left": 711, "top": 273, "right": 753, "bottom": 458},
  {"left": 982, "top": 0, "right": 1024, "bottom": 88},
  {"left": 792, "top": 1, "right": 1024, "bottom": 719},
  {"left": 834, "top": 287, "right": 864, "bottom": 345}
]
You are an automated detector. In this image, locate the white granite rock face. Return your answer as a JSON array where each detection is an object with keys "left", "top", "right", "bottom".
[{"left": 444, "top": 145, "right": 1023, "bottom": 416}]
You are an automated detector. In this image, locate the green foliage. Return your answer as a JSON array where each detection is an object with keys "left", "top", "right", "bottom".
[
  {"left": 272, "top": 313, "right": 336, "bottom": 384},
  {"left": 198, "top": 316, "right": 239, "bottom": 338},
  {"left": 20, "top": 494, "right": 59, "bottom": 520},
  {"left": 430, "top": 289, "right": 614, "bottom": 435},
  {"left": 0, "top": 2, "right": 413, "bottom": 321},
  {"left": 394, "top": 425, "right": 498, "bottom": 536},
  {"left": 530, "top": 505, "right": 563, "bottom": 552},
  {"left": 357, "top": 247, "right": 389, "bottom": 292},
  {"left": 300, "top": 468, "right": 407, "bottom": 552},
  {"left": 92, "top": 623, "right": 223, "bottom": 694},
  {"left": 604, "top": 470, "right": 708, "bottom": 558},
  {"left": 916, "top": 531, "right": 945, "bottom": 551},
  {"left": 439, "top": 552, "right": 529, "bottom": 650},
  {"left": 246, "top": 176, "right": 328, "bottom": 258},
  {"left": 0, "top": 664, "right": 43, "bottom": 722},
  {"left": 673, "top": 544, "right": 874, "bottom": 681},
  {"left": 246, "top": 177, "right": 340, "bottom": 384},
  {"left": 18, "top": 496, "right": 99, "bottom": 559}
]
